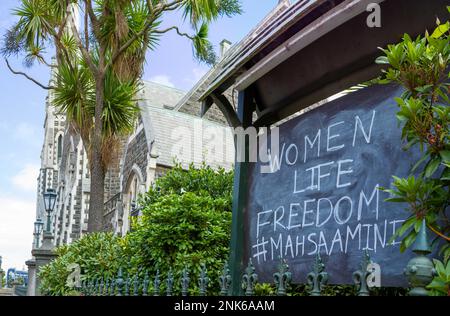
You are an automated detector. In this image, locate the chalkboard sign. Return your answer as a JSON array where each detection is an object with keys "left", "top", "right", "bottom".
[{"left": 245, "top": 83, "right": 425, "bottom": 287}]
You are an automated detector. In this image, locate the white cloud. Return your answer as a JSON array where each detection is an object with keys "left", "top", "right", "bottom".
[
  {"left": 12, "top": 164, "right": 40, "bottom": 192},
  {"left": 0, "top": 195, "right": 35, "bottom": 271},
  {"left": 147, "top": 75, "right": 175, "bottom": 88},
  {"left": 184, "top": 66, "right": 208, "bottom": 87},
  {"left": 192, "top": 67, "right": 208, "bottom": 82}
]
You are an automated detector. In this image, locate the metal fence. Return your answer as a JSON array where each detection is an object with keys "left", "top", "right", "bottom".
[
  {"left": 13, "top": 285, "right": 28, "bottom": 296},
  {"left": 78, "top": 251, "right": 375, "bottom": 296}
]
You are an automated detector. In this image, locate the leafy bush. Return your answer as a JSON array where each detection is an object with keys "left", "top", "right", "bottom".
[
  {"left": 38, "top": 233, "right": 125, "bottom": 296},
  {"left": 427, "top": 259, "right": 450, "bottom": 296},
  {"left": 124, "top": 163, "right": 234, "bottom": 294},
  {"left": 39, "top": 163, "right": 234, "bottom": 295},
  {"left": 254, "top": 283, "right": 407, "bottom": 296},
  {"left": 377, "top": 12, "right": 449, "bottom": 256},
  {"left": 377, "top": 7, "right": 450, "bottom": 295}
]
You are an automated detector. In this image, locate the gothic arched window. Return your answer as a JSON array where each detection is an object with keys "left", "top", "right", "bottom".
[{"left": 57, "top": 135, "right": 63, "bottom": 160}]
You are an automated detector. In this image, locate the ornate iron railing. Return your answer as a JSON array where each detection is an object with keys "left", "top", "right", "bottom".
[
  {"left": 13, "top": 285, "right": 28, "bottom": 296},
  {"left": 77, "top": 251, "right": 378, "bottom": 296},
  {"left": 104, "top": 193, "right": 122, "bottom": 216}
]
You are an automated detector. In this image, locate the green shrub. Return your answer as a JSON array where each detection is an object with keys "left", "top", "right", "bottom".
[
  {"left": 38, "top": 233, "right": 125, "bottom": 296},
  {"left": 376, "top": 8, "right": 449, "bottom": 295},
  {"left": 124, "top": 163, "right": 234, "bottom": 294},
  {"left": 39, "top": 163, "right": 234, "bottom": 295}
]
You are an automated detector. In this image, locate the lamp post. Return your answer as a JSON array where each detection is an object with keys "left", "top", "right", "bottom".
[
  {"left": 33, "top": 219, "right": 44, "bottom": 249},
  {"left": 37, "top": 188, "right": 57, "bottom": 250},
  {"left": 43, "top": 188, "right": 57, "bottom": 234},
  {"left": 0, "top": 255, "right": 3, "bottom": 288},
  {"left": 31, "top": 188, "right": 58, "bottom": 296}
]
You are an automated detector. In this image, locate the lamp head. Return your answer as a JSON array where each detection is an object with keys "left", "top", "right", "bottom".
[{"left": 43, "top": 188, "right": 57, "bottom": 212}]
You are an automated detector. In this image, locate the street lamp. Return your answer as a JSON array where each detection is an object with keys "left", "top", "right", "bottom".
[
  {"left": 33, "top": 219, "right": 44, "bottom": 248},
  {"left": 43, "top": 188, "right": 57, "bottom": 233},
  {"left": 0, "top": 255, "right": 3, "bottom": 289}
]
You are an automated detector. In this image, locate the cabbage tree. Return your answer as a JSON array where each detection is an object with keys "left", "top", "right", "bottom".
[{"left": 1, "top": 0, "right": 241, "bottom": 232}]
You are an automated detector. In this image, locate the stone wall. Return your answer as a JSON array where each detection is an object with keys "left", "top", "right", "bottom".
[
  {"left": 104, "top": 137, "right": 127, "bottom": 202},
  {"left": 177, "top": 86, "right": 237, "bottom": 126},
  {"left": 121, "top": 128, "right": 149, "bottom": 191}
]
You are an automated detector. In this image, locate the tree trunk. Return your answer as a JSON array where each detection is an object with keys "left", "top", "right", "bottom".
[{"left": 88, "top": 73, "right": 106, "bottom": 232}]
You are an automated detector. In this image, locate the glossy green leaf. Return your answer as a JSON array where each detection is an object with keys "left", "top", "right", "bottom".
[
  {"left": 439, "top": 150, "right": 450, "bottom": 163},
  {"left": 431, "top": 22, "right": 450, "bottom": 38},
  {"left": 425, "top": 156, "right": 441, "bottom": 178}
]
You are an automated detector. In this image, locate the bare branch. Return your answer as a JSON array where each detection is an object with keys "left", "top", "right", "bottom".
[
  {"left": 5, "top": 59, "right": 54, "bottom": 90},
  {"left": 154, "top": 26, "right": 195, "bottom": 40},
  {"left": 84, "top": 6, "right": 89, "bottom": 51},
  {"left": 37, "top": 55, "right": 57, "bottom": 68},
  {"left": 85, "top": 0, "right": 101, "bottom": 41}
]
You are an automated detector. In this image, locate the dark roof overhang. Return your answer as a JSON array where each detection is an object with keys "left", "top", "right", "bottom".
[{"left": 201, "top": 0, "right": 449, "bottom": 127}]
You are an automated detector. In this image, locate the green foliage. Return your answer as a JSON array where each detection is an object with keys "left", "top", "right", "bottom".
[
  {"left": 377, "top": 10, "right": 450, "bottom": 250},
  {"left": 427, "top": 259, "right": 450, "bottom": 296},
  {"left": 39, "top": 163, "right": 234, "bottom": 296},
  {"left": 143, "top": 162, "right": 234, "bottom": 203},
  {"left": 381, "top": 176, "right": 447, "bottom": 252},
  {"left": 124, "top": 163, "right": 234, "bottom": 295},
  {"left": 377, "top": 7, "right": 450, "bottom": 295},
  {"left": 2, "top": 0, "right": 242, "bottom": 228},
  {"left": 271, "top": 284, "right": 406, "bottom": 296},
  {"left": 254, "top": 283, "right": 277, "bottom": 296},
  {"left": 38, "top": 233, "right": 125, "bottom": 296},
  {"left": 54, "top": 60, "right": 141, "bottom": 139},
  {"left": 2, "top": 0, "right": 242, "bottom": 67}
]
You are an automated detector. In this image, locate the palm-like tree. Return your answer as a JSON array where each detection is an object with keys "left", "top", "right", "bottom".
[{"left": 2, "top": 0, "right": 242, "bottom": 232}]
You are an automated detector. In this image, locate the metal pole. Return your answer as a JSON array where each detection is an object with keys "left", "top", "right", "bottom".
[
  {"left": 46, "top": 209, "right": 51, "bottom": 233},
  {"left": 229, "top": 90, "right": 254, "bottom": 295}
]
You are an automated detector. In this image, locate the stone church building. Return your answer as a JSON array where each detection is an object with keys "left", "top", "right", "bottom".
[
  {"left": 36, "top": 74, "right": 235, "bottom": 245},
  {"left": 34, "top": 0, "right": 292, "bottom": 246}
]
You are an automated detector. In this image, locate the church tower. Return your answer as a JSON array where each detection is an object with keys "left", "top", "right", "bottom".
[{"left": 35, "top": 3, "right": 82, "bottom": 246}]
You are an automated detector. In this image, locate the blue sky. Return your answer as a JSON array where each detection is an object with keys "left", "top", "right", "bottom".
[{"left": 0, "top": 0, "right": 282, "bottom": 270}]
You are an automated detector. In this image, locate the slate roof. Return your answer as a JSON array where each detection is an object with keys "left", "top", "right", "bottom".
[{"left": 137, "top": 81, "right": 234, "bottom": 170}]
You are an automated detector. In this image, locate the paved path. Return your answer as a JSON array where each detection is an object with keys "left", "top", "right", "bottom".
[{"left": 0, "top": 288, "right": 13, "bottom": 296}]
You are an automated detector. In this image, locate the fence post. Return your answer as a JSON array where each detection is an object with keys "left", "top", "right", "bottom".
[
  {"left": 353, "top": 250, "right": 371, "bottom": 296},
  {"left": 242, "top": 259, "right": 257, "bottom": 296},
  {"left": 133, "top": 273, "right": 140, "bottom": 296},
  {"left": 219, "top": 261, "right": 232, "bottom": 296},
  {"left": 166, "top": 269, "right": 174, "bottom": 296},
  {"left": 85, "top": 279, "right": 90, "bottom": 296},
  {"left": 124, "top": 272, "right": 130, "bottom": 296},
  {"left": 110, "top": 278, "right": 116, "bottom": 296},
  {"left": 405, "top": 219, "right": 435, "bottom": 296},
  {"left": 94, "top": 277, "right": 100, "bottom": 296},
  {"left": 273, "top": 258, "right": 291, "bottom": 296},
  {"left": 307, "top": 253, "right": 328, "bottom": 296},
  {"left": 199, "top": 264, "right": 209, "bottom": 296},
  {"left": 154, "top": 270, "right": 160, "bottom": 296},
  {"left": 104, "top": 278, "right": 110, "bottom": 296},
  {"left": 99, "top": 277, "right": 104, "bottom": 296},
  {"left": 143, "top": 272, "right": 149, "bottom": 296},
  {"left": 90, "top": 279, "right": 95, "bottom": 295},
  {"left": 116, "top": 268, "right": 124, "bottom": 296},
  {"left": 181, "top": 268, "right": 190, "bottom": 296}
]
